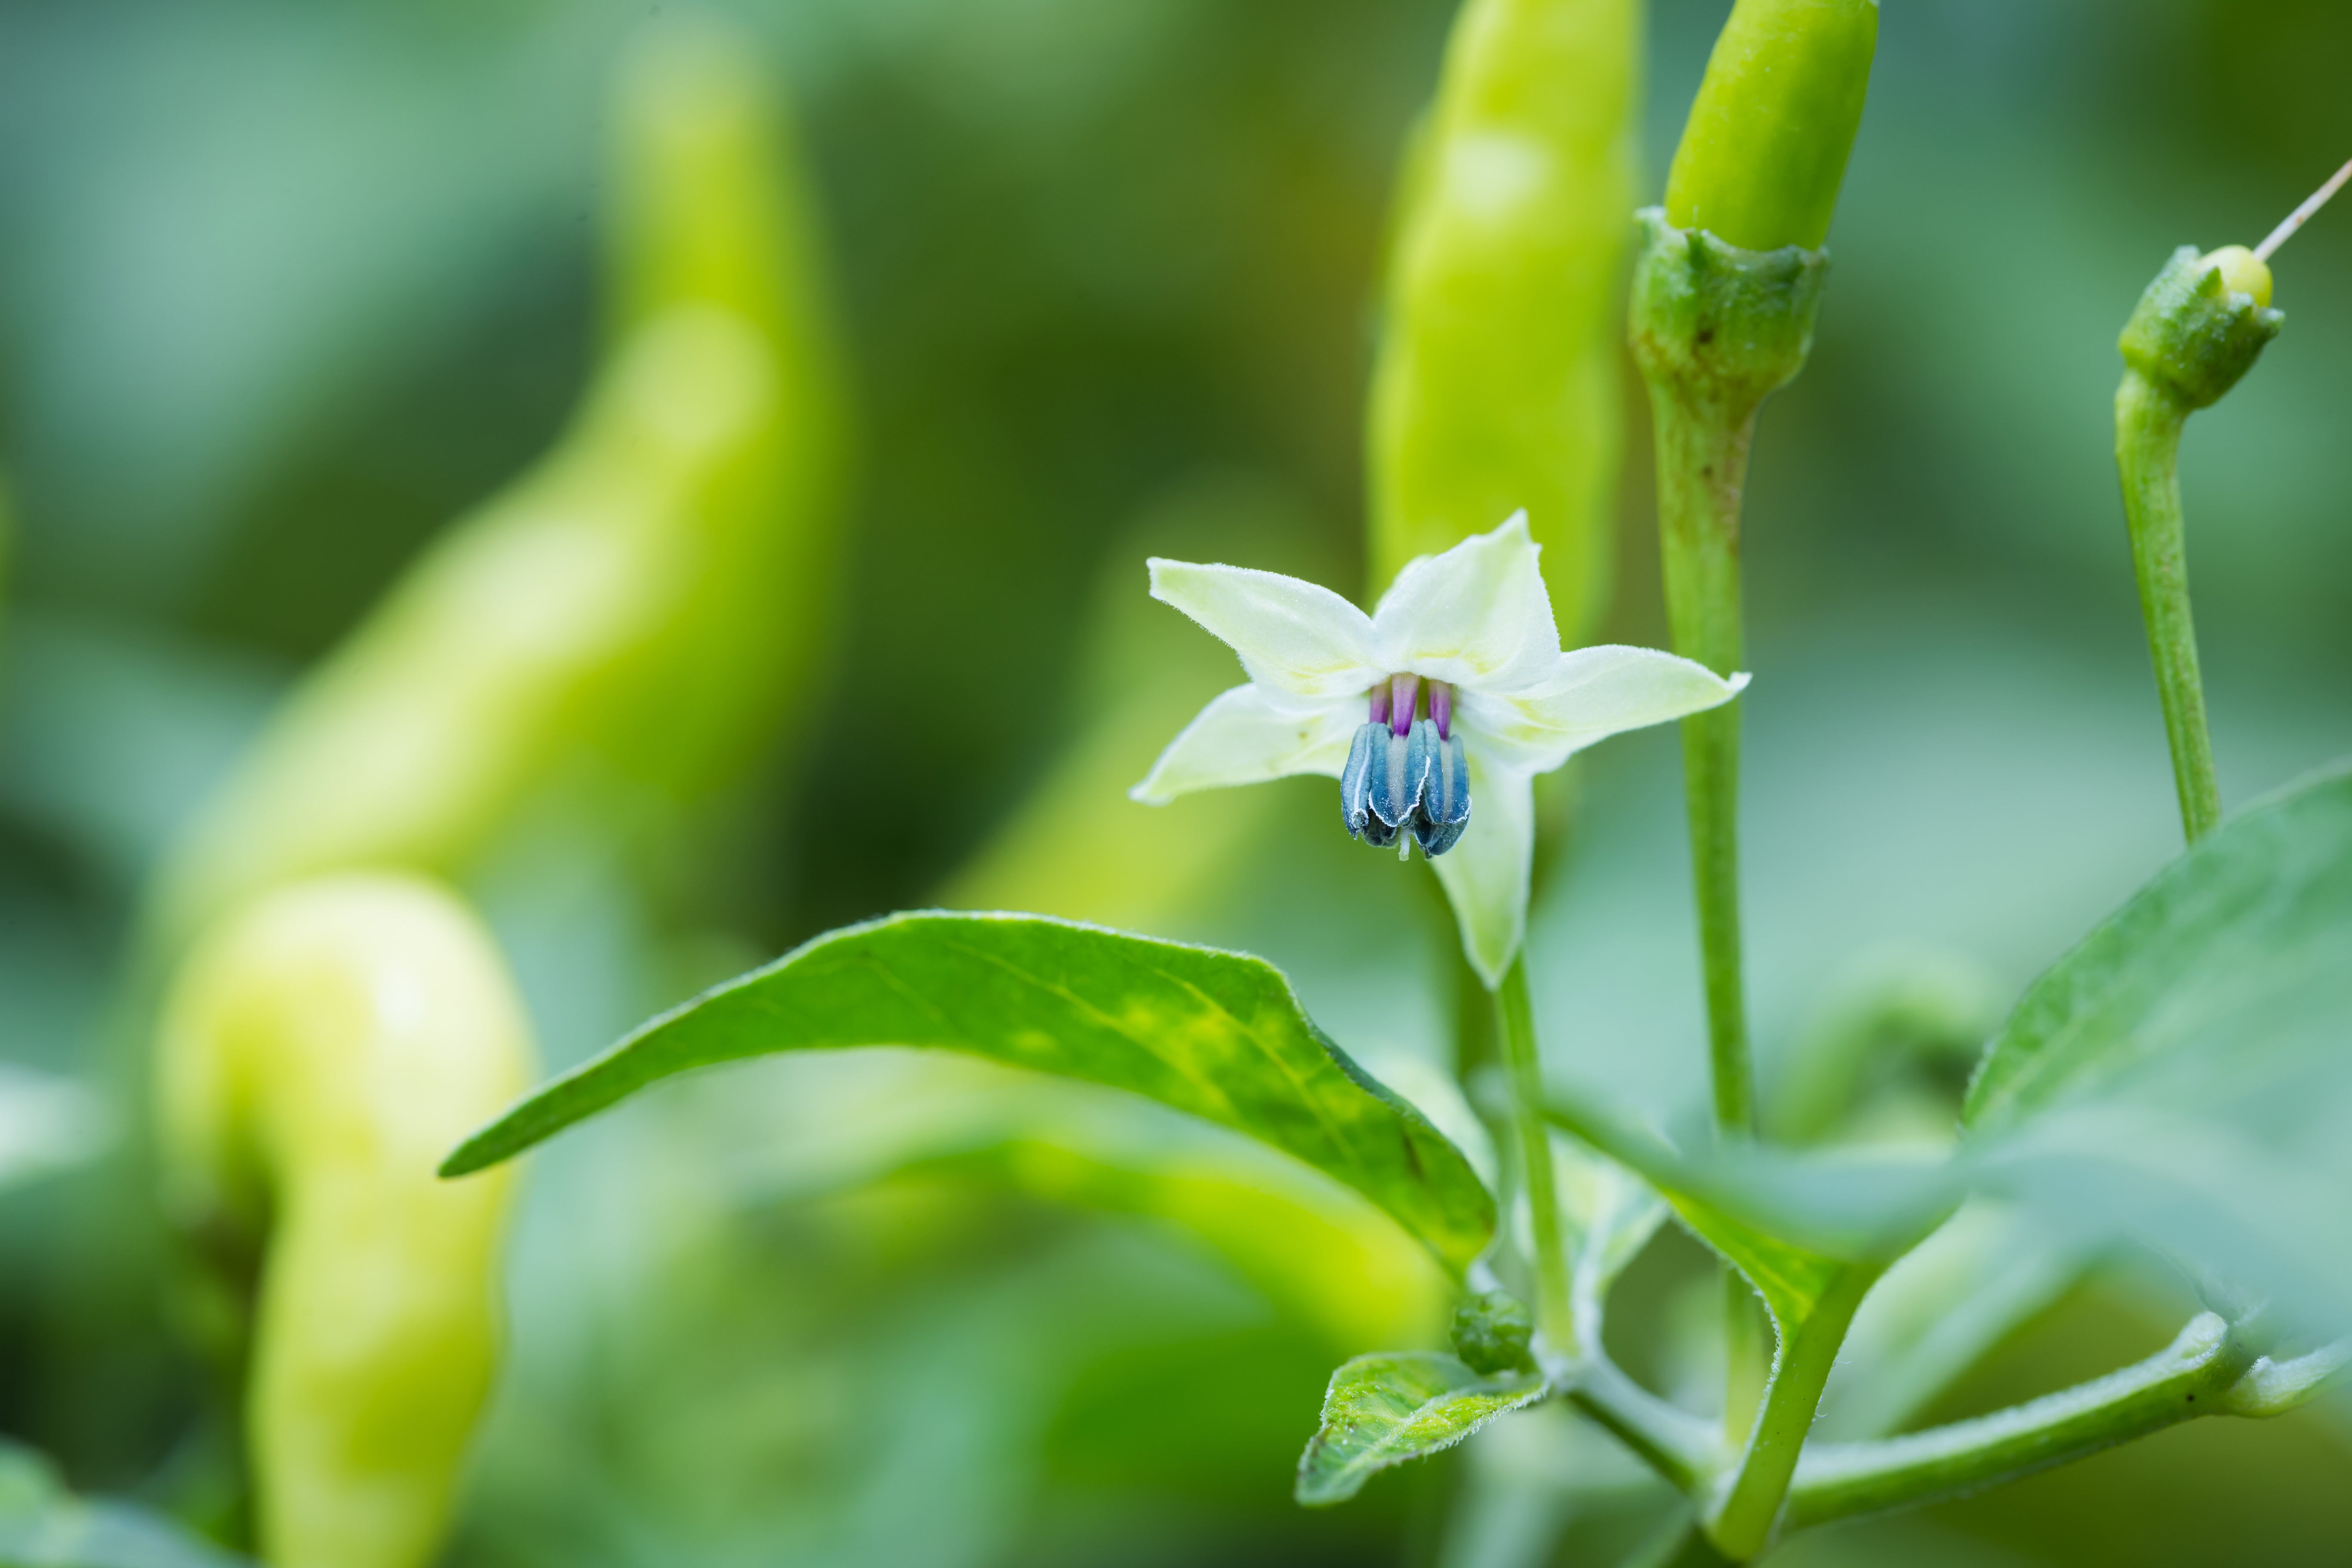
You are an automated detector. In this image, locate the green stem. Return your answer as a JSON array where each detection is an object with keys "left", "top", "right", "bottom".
[
  {"left": 1494, "top": 959, "right": 1572, "bottom": 1355},
  {"left": 2116, "top": 369, "right": 2220, "bottom": 842},
  {"left": 1705, "top": 1264, "right": 1878, "bottom": 1559},
  {"left": 1652, "top": 401, "right": 1759, "bottom": 1139},
  {"left": 1650, "top": 367, "right": 1769, "bottom": 1457},
  {"left": 1567, "top": 1354, "right": 1721, "bottom": 1498},
  {"left": 1783, "top": 1314, "right": 2246, "bottom": 1530}
]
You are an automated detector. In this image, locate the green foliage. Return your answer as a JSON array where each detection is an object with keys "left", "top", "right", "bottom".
[
  {"left": 0, "top": 1442, "right": 249, "bottom": 1568},
  {"left": 1965, "top": 763, "right": 2352, "bottom": 1135},
  {"left": 1294, "top": 1351, "right": 1545, "bottom": 1507},
  {"left": 446, "top": 912, "right": 1496, "bottom": 1274}
]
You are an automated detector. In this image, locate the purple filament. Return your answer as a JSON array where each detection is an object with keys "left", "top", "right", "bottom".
[
  {"left": 1368, "top": 683, "right": 1392, "bottom": 727},
  {"left": 1390, "top": 674, "right": 1421, "bottom": 737},
  {"left": 1430, "top": 681, "right": 1452, "bottom": 740}
]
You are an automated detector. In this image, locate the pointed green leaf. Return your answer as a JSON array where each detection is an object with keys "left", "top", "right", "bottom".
[
  {"left": 1966, "top": 762, "right": 2352, "bottom": 1133},
  {"left": 444, "top": 911, "right": 1494, "bottom": 1272},
  {"left": 1295, "top": 1351, "right": 1545, "bottom": 1506}
]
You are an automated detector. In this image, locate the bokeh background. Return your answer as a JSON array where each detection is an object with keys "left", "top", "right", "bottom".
[{"left": 3, "top": 0, "right": 2350, "bottom": 1564}]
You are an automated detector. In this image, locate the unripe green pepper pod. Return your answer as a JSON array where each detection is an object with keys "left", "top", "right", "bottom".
[
  {"left": 1663, "top": 0, "right": 1877, "bottom": 253},
  {"left": 156, "top": 874, "right": 534, "bottom": 1568},
  {"left": 1368, "top": 0, "right": 1639, "bottom": 639}
]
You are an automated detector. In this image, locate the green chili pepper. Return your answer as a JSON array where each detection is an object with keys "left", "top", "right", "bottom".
[
  {"left": 1663, "top": 0, "right": 1877, "bottom": 253},
  {"left": 1367, "top": 0, "right": 1640, "bottom": 639},
  {"left": 156, "top": 873, "right": 534, "bottom": 1568},
  {"left": 153, "top": 19, "right": 846, "bottom": 944}
]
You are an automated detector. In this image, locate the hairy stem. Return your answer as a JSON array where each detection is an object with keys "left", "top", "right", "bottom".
[
  {"left": 2116, "top": 369, "right": 2220, "bottom": 842},
  {"left": 1706, "top": 1265, "right": 1878, "bottom": 1559},
  {"left": 1784, "top": 1314, "right": 2247, "bottom": 1529},
  {"left": 1496, "top": 959, "right": 1572, "bottom": 1354}
]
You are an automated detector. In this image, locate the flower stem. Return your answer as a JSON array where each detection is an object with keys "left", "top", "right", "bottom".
[
  {"left": 1494, "top": 959, "right": 1572, "bottom": 1355},
  {"left": 2111, "top": 243, "right": 2285, "bottom": 842},
  {"left": 2115, "top": 370, "right": 2220, "bottom": 843}
]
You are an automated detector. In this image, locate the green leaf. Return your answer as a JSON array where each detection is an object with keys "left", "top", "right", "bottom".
[
  {"left": 1556, "top": 1131, "right": 1666, "bottom": 1320},
  {"left": 0, "top": 1442, "right": 250, "bottom": 1568},
  {"left": 1965, "top": 762, "right": 2352, "bottom": 1133},
  {"left": 1542, "top": 1088, "right": 1858, "bottom": 1331},
  {"left": 444, "top": 911, "right": 1494, "bottom": 1272},
  {"left": 1294, "top": 1351, "right": 1544, "bottom": 1506},
  {"left": 1814, "top": 1204, "right": 2094, "bottom": 1441}
]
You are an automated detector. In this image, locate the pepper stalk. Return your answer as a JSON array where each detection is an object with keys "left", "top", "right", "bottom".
[{"left": 1630, "top": 0, "right": 1874, "bottom": 1523}]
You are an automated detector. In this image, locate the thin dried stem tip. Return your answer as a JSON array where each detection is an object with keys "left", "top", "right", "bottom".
[{"left": 2254, "top": 156, "right": 2352, "bottom": 263}]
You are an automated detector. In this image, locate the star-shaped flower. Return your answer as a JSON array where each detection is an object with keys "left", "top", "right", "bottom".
[{"left": 1130, "top": 514, "right": 1747, "bottom": 986}]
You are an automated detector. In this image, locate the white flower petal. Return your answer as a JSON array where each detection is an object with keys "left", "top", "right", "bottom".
[
  {"left": 1370, "top": 511, "right": 1560, "bottom": 691},
  {"left": 1130, "top": 684, "right": 1361, "bottom": 805},
  {"left": 1430, "top": 751, "right": 1534, "bottom": 989},
  {"left": 1148, "top": 560, "right": 1385, "bottom": 701},
  {"left": 1459, "top": 644, "right": 1748, "bottom": 773}
]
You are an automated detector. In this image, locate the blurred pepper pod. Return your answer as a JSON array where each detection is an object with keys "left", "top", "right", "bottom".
[
  {"left": 2114, "top": 247, "right": 2285, "bottom": 843},
  {"left": 1367, "top": 0, "right": 1640, "bottom": 640},
  {"left": 151, "top": 15, "right": 848, "bottom": 944},
  {"left": 155, "top": 875, "right": 534, "bottom": 1568}
]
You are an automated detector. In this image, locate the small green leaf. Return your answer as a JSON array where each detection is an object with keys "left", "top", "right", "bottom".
[
  {"left": 1966, "top": 763, "right": 2352, "bottom": 1133},
  {"left": 1295, "top": 1351, "right": 1545, "bottom": 1506},
  {"left": 444, "top": 911, "right": 1494, "bottom": 1272}
]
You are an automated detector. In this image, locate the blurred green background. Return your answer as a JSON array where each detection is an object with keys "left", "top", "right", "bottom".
[{"left": 2, "top": 0, "right": 2350, "bottom": 1564}]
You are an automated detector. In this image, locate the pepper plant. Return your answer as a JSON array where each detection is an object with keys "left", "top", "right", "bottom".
[{"left": 426, "top": 1, "right": 2352, "bottom": 1562}]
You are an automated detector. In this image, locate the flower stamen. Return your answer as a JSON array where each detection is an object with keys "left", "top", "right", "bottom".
[{"left": 1389, "top": 673, "right": 1421, "bottom": 738}]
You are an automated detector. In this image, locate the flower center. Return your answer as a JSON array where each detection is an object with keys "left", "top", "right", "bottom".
[{"left": 1340, "top": 677, "right": 1470, "bottom": 858}]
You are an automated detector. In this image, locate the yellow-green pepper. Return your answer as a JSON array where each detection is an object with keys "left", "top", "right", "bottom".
[
  {"left": 153, "top": 20, "right": 846, "bottom": 945},
  {"left": 156, "top": 873, "right": 534, "bottom": 1568},
  {"left": 1367, "top": 0, "right": 1640, "bottom": 639}
]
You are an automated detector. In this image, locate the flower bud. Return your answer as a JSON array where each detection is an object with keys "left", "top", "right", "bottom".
[
  {"left": 1450, "top": 1288, "right": 1535, "bottom": 1375},
  {"left": 2119, "top": 246, "right": 2285, "bottom": 413}
]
